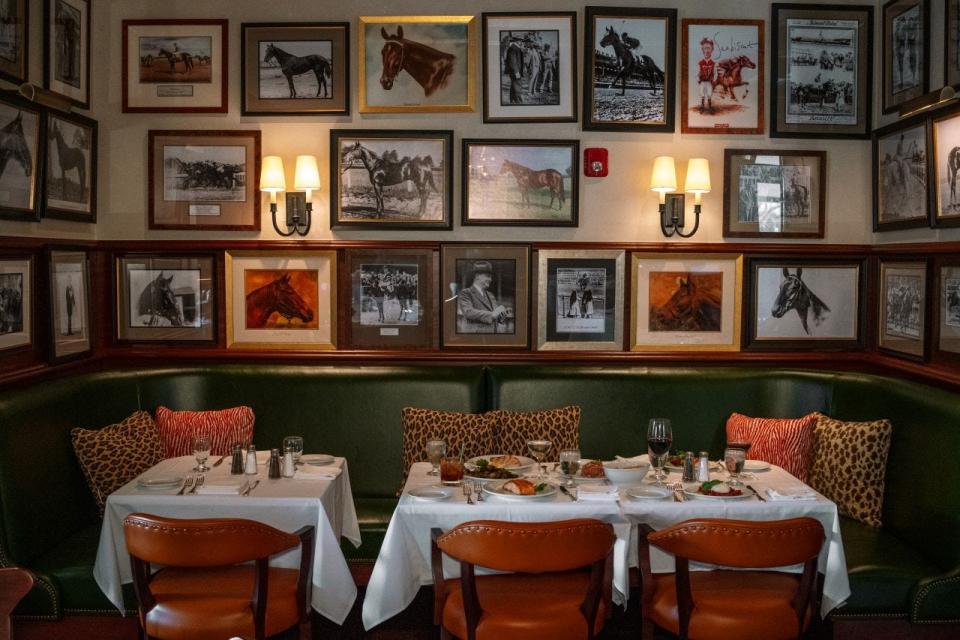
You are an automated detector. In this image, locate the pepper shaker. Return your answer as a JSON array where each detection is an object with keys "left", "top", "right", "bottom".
[
  {"left": 268, "top": 449, "right": 281, "bottom": 479},
  {"left": 230, "top": 443, "right": 244, "bottom": 475},
  {"left": 682, "top": 451, "right": 696, "bottom": 482}
]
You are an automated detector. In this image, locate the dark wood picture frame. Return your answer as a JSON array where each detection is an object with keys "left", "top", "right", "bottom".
[
  {"left": 461, "top": 138, "right": 579, "bottom": 227},
  {"left": 770, "top": 3, "right": 873, "bottom": 139},
  {"left": 147, "top": 129, "right": 261, "bottom": 232},
  {"left": 44, "top": 0, "right": 90, "bottom": 110},
  {"left": 240, "top": 21, "right": 350, "bottom": 116},
  {"left": 122, "top": 19, "right": 229, "bottom": 114},
  {"left": 932, "top": 255, "right": 960, "bottom": 364},
  {"left": 481, "top": 11, "right": 578, "bottom": 124},
  {"left": 882, "top": 0, "right": 930, "bottom": 114},
  {"left": 0, "top": 92, "right": 45, "bottom": 223},
  {"left": 46, "top": 246, "right": 92, "bottom": 363},
  {"left": 0, "top": 251, "right": 33, "bottom": 356},
  {"left": 43, "top": 109, "right": 96, "bottom": 223},
  {"left": 930, "top": 103, "right": 960, "bottom": 228},
  {"left": 723, "top": 148, "right": 827, "bottom": 239},
  {"left": 946, "top": 0, "right": 960, "bottom": 88},
  {"left": 0, "top": 0, "right": 28, "bottom": 86},
  {"left": 582, "top": 6, "right": 677, "bottom": 133},
  {"left": 330, "top": 129, "right": 453, "bottom": 230},
  {"left": 877, "top": 257, "right": 929, "bottom": 362},
  {"left": 872, "top": 114, "right": 931, "bottom": 231}
]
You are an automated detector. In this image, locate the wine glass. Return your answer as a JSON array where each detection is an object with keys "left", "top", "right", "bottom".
[
  {"left": 425, "top": 439, "right": 446, "bottom": 476},
  {"left": 559, "top": 448, "right": 581, "bottom": 486},
  {"left": 647, "top": 418, "right": 673, "bottom": 485},
  {"left": 527, "top": 439, "right": 552, "bottom": 481},
  {"left": 724, "top": 447, "right": 746, "bottom": 486},
  {"left": 283, "top": 436, "right": 304, "bottom": 464},
  {"left": 192, "top": 433, "right": 211, "bottom": 472}
]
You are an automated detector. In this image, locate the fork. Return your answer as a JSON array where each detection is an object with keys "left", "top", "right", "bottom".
[
  {"left": 474, "top": 481, "right": 485, "bottom": 502},
  {"left": 188, "top": 474, "right": 204, "bottom": 495},
  {"left": 672, "top": 482, "right": 687, "bottom": 502},
  {"left": 177, "top": 474, "right": 195, "bottom": 495},
  {"left": 463, "top": 482, "right": 474, "bottom": 505}
]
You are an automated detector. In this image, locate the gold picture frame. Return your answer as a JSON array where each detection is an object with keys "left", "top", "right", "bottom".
[{"left": 358, "top": 15, "right": 476, "bottom": 113}]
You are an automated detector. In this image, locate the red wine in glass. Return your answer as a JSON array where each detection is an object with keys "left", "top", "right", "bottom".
[{"left": 648, "top": 438, "right": 671, "bottom": 456}]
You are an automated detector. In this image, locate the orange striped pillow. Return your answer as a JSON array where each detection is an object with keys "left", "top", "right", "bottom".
[
  {"left": 725, "top": 412, "right": 817, "bottom": 482},
  {"left": 155, "top": 406, "right": 255, "bottom": 458}
]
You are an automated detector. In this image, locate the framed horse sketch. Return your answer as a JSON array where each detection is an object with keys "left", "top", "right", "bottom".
[
  {"left": 225, "top": 251, "right": 336, "bottom": 351},
  {"left": 148, "top": 129, "right": 260, "bottom": 231},
  {"left": 872, "top": 115, "right": 931, "bottom": 231},
  {"left": 240, "top": 22, "right": 349, "bottom": 116},
  {"left": 723, "top": 149, "right": 826, "bottom": 239},
  {"left": 461, "top": 139, "right": 579, "bottom": 227},
  {"left": 344, "top": 248, "right": 437, "bottom": 350},
  {"left": 933, "top": 257, "right": 960, "bottom": 361},
  {"left": 114, "top": 253, "right": 216, "bottom": 343},
  {"left": 330, "top": 129, "right": 453, "bottom": 230},
  {"left": 878, "top": 259, "right": 928, "bottom": 361},
  {"left": 0, "top": 93, "right": 43, "bottom": 223},
  {"left": 946, "top": 0, "right": 960, "bottom": 88},
  {"left": 358, "top": 15, "right": 476, "bottom": 113},
  {"left": 536, "top": 249, "right": 625, "bottom": 351},
  {"left": 480, "top": 12, "right": 577, "bottom": 123},
  {"left": 582, "top": 6, "right": 677, "bottom": 133},
  {"left": 770, "top": 4, "right": 873, "bottom": 139},
  {"left": 630, "top": 252, "right": 742, "bottom": 353},
  {"left": 47, "top": 248, "right": 91, "bottom": 362},
  {"left": 44, "top": 0, "right": 89, "bottom": 109},
  {"left": 745, "top": 258, "right": 865, "bottom": 351},
  {"left": 122, "top": 19, "right": 228, "bottom": 113},
  {"left": 0, "top": 255, "right": 31, "bottom": 354},
  {"left": 0, "top": 0, "right": 28, "bottom": 86},
  {"left": 681, "top": 19, "right": 764, "bottom": 135},
  {"left": 882, "top": 0, "right": 928, "bottom": 114},
  {"left": 44, "top": 110, "right": 96, "bottom": 223}
]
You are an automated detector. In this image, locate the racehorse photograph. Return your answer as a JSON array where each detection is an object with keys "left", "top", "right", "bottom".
[
  {"left": 45, "top": 112, "right": 96, "bottom": 221},
  {"left": 932, "top": 110, "right": 960, "bottom": 223},
  {"left": 878, "top": 262, "right": 927, "bottom": 359},
  {"left": 783, "top": 18, "right": 859, "bottom": 126},
  {"left": 0, "top": 96, "right": 39, "bottom": 218},
  {"left": 359, "top": 16, "right": 474, "bottom": 112},
  {"left": 127, "top": 268, "right": 202, "bottom": 329},
  {"left": 462, "top": 139, "right": 578, "bottom": 226},
  {"left": 259, "top": 41, "right": 332, "bottom": 99},
  {"left": 874, "top": 119, "right": 928, "bottom": 230},
  {"left": 162, "top": 144, "right": 246, "bottom": 203},
  {"left": 138, "top": 35, "right": 212, "bottom": 83},
  {"left": 358, "top": 264, "right": 420, "bottom": 326}
]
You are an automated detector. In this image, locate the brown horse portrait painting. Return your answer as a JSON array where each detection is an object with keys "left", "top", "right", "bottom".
[
  {"left": 648, "top": 271, "right": 723, "bottom": 332},
  {"left": 243, "top": 269, "right": 318, "bottom": 330}
]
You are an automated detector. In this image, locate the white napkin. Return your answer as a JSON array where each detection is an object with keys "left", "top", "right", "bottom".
[
  {"left": 293, "top": 465, "right": 342, "bottom": 481},
  {"left": 616, "top": 454, "right": 649, "bottom": 464},
  {"left": 196, "top": 479, "right": 248, "bottom": 496},
  {"left": 577, "top": 484, "right": 619, "bottom": 502},
  {"left": 766, "top": 487, "right": 818, "bottom": 501}
]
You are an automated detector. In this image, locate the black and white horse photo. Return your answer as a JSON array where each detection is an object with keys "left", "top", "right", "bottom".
[
  {"left": 47, "top": 118, "right": 88, "bottom": 206},
  {"left": 128, "top": 269, "right": 201, "bottom": 328},
  {"left": 590, "top": 18, "right": 667, "bottom": 124},
  {"left": 772, "top": 267, "right": 830, "bottom": 335},
  {"left": 260, "top": 41, "right": 332, "bottom": 99},
  {"left": 0, "top": 106, "right": 35, "bottom": 209}
]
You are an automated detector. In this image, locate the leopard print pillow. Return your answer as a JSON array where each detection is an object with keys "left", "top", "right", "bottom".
[
  {"left": 400, "top": 408, "right": 497, "bottom": 486},
  {"left": 71, "top": 411, "right": 165, "bottom": 516},
  {"left": 808, "top": 413, "right": 892, "bottom": 528},
  {"left": 494, "top": 406, "right": 581, "bottom": 461}
]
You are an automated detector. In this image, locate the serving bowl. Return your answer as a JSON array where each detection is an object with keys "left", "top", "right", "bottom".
[{"left": 602, "top": 459, "right": 650, "bottom": 487}]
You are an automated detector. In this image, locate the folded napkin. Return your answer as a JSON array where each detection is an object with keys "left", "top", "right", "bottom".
[
  {"left": 293, "top": 464, "right": 342, "bottom": 481},
  {"left": 616, "top": 454, "right": 649, "bottom": 464},
  {"left": 196, "top": 479, "right": 248, "bottom": 496},
  {"left": 766, "top": 487, "right": 817, "bottom": 501},
  {"left": 577, "top": 484, "right": 619, "bottom": 502}
]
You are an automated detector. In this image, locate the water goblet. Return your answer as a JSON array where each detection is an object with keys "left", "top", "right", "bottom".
[
  {"left": 192, "top": 434, "right": 211, "bottom": 472},
  {"left": 647, "top": 418, "right": 673, "bottom": 485},
  {"left": 282, "top": 436, "right": 304, "bottom": 464},
  {"left": 724, "top": 447, "right": 746, "bottom": 486},
  {"left": 559, "top": 448, "right": 581, "bottom": 486},
  {"left": 527, "top": 440, "right": 552, "bottom": 481},
  {"left": 425, "top": 439, "right": 447, "bottom": 476}
]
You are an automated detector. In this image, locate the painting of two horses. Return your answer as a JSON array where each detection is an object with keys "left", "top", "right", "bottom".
[
  {"left": 648, "top": 272, "right": 723, "bottom": 333},
  {"left": 754, "top": 265, "right": 859, "bottom": 339},
  {"left": 243, "top": 269, "right": 318, "bottom": 330},
  {"left": 138, "top": 35, "right": 212, "bottom": 83},
  {"left": 0, "top": 99, "right": 38, "bottom": 213}
]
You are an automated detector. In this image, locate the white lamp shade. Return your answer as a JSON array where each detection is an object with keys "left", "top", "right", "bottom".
[
  {"left": 650, "top": 156, "right": 677, "bottom": 193},
  {"left": 684, "top": 158, "right": 711, "bottom": 194},
  {"left": 260, "top": 156, "right": 286, "bottom": 193},
  {"left": 294, "top": 155, "right": 321, "bottom": 191}
]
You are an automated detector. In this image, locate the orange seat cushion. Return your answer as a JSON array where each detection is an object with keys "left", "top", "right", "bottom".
[
  {"left": 441, "top": 570, "right": 606, "bottom": 640},
  {"left": 143, "top": 565, "right": 300, "bottom": 640},
  {"left": 650, "top": 571, "right": 810, "bottom": 640}
]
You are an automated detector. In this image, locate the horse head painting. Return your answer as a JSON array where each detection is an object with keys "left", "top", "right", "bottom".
[
  {"left": 772, "top": 268, "right": 830, "bottom": 335},
  {"left": 598, "top": 25, "right": 664, "bottom": 96},
  {"left": 340, "top": 141, "right": 438, "bottom": 218},
  {"left": 263, "top": 43, "right": 331, "bottom": 99},
  {"left": 499, "top": 159, "right": 565, "bottom": 210},
  {"left": 245, "top": 272, "right": 315, "bottom": 329},
  {"left": 649, "top": 274, "right": 722, "bottom": 332},
  {"left": 0, "top": 111, "right": 32, "bottom": 181},
  {"left": 137, "top": 272, "right": 183, "bottom": 327},
  {"left": 379, "top": 25, "right": 455, "bottom": 97}
]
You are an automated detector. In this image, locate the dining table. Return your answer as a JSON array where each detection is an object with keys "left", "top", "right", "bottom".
[{"left": 93, "top": 454, "right": 362, "bottom": 625}]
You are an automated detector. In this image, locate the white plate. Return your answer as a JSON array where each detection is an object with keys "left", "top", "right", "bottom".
[
  {"left": 408, "top": 486, "right": 453, "bottom": 501},
  {"left": 301, "top": 454, "right": 335, "bottom": 466},
  {"left": 571, "top": 473, "right": 607, "bottom": 484},
  {"left": 684, "top": 485, "right": 755, "bottom": 500},
  {"left": 484, "top": 481, "right": 557, "bottom": 501},
  {"left": 744, "top": 460, "right": 771, "bottom": 472},
  {"left": 137, "top": 476, "right": 183, "bottom": 490},
  {"left": 466, "top": 455, "right": 536, "bottom": 471},
  {"left": 626, "top": 486, "right": 672, "bottom": 500},
  {"left": 463, "top": 471, "right": 520, "bottom": 484},
  {"left": 665, "top": 461, "right": 723, "bottom": 472}
]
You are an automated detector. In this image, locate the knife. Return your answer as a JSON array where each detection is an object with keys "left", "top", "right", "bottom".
[
  {"left": 242, "top": 480, "right": 260, "bottom": 496},
  {"left": 213, "top": 455, "right": 227, "bottom": 467},
  {"left": 747, "top": 485, "right": 766, "bottom": 501},
  {"left": 559, "top": 485, "right": 576, "bottom": 501}
]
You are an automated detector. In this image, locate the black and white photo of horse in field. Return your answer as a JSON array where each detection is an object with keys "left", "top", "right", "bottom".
[
  {"left": 0, "top": 103, "right": 36, "bottom": 209},
  {"left": 46, "top": 116, "right": 90, "bottom": 210},
  {"left": 878, "top": 124, "right": 927, "bottom": 222},
  {"left": 138, "top": 35, "right": 212, "bottom": 83},
  {"left": 785, "top": 21, "right": 858, "bottom": 126},
  {"left": 590, "top": 18, "right": 667, "bottom": 124},
  {"left": 163, "top": 145, "right": 246, "bottom": 203},
  {"left": 756, "top": 265, "right": 858, "bottom": 339},
  {"left": 259, "top": 40, "right": 332, "bottom": 100},
  {"left": 127, "top": 268, "right": 202, "bottom": 329}
]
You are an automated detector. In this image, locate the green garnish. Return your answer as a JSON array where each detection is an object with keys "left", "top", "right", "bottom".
[
  {"left": 475, "top": 459, "right": 489, "bottom": 468},
  {"left": 701, "top": 480, "right": 722, "bottom": 491},
  {"left": 535, "top": 483, "right": 548, "bottom": 493}
]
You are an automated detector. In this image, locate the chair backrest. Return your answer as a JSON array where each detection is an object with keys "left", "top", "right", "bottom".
[
  {"left": 648, "top": 517, "right": 825, "bottom": 568},
  {"left": 123, "top": 513, "right": 300, "bottom": 567},
  {"left": 437, "top": 518, "right": 615, "bottom": 573}
]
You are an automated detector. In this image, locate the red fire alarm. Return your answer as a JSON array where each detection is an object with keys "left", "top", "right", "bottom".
[{"left": 584, "top": 147, "right": 608, "bottom": 177}]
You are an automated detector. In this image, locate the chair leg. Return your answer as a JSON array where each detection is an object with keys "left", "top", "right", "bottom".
[{"left": 641, "top": 619, "right": 655, "bottom": 640}]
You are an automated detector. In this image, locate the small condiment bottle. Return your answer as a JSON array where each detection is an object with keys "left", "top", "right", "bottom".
[
  {"left": 682, "top": 451, "right": 696, "bottom": 482},
  {"left": 245, "top": 445, "right": 258, "bottom": 475},
  {"left": 230, "top": 444, "right": 244, "bottom": 475},
  {"left": 697, "top": 451, "right": 711, "bottom": 482},
  {"left": 282, "top": 447, "right": 295, "bottom": 478},
  {"left": 268, "top": 449, "right": 281, "bottom": 479}
]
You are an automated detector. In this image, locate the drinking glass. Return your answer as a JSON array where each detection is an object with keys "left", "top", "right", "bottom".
[
  {"left": 425, "top": 439, "right": 447, "bottom": 476},
  {"left": 726, "top": 439, "right": 753, "bottom": 455},
  {"left": 527, "top": 439, "right": 552, "bottom": 481},
  {"left": 559, "top": 448, "right": 581, "bottom": 486},
  {"left": 647, "top": 418, "right": 673, "bottom": 485},
  {"left": 439, "top": 456, "right": 464, "bottom": 485},
  {"left": 282, "top": 436, "right": 304, "bottom": 463},
  {"left": 724, "top": 447, "right": 746, "bottom": 486},
  {"left": 192, "top": 434, "right": 211, "bottom": 472}
]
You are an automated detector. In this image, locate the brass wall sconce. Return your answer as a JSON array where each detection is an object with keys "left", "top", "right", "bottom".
[
  {"left": 260, "top": 155, "right": 320, "bottom": 237},
  {"left": 649, "top": 156, "right": 711, "bottom": 238}
]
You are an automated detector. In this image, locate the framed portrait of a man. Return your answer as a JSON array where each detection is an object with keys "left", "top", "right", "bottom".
[
  {"left": 440, "top": 244, "right": 530, "bottom": 349},
  {"left": 47, "top": 248, "right": 91, "bottom": 362}
]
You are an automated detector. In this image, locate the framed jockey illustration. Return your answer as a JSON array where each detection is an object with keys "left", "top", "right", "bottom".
[
  {"left": 872, "top": 114, "right": 931, "bottom": 231},
  {"left": 681, "top": 19, "right": 764, "bottom": 135},
  {"left": 770, "top": 4, "right": 873, "bottom": 139},
  {"left": 582, "top": 6, "right": 677, "bottom": 132},
  {"left": 882, "top": 0, "right": 928, "bottom": 114},
  {"left": 878, "top": 259, "right": 928, "bottom": 361},
  {"left": 481, "top": 12, "right": 577, "bottom": 123},
  {"left": 358, "top": 15, "right": 476, "bottom": 113},
  {"left": 240, "top": 22, "right": 349, "bottom": 116},
  {"left": 330, "top": 129, "right": 453, "bottom": 230},
  {"left": 44, "top": 0, "right": 90, "bottom": 109},
  {"left": 0, "top": 93, "right": 43, "bottom": 223}
]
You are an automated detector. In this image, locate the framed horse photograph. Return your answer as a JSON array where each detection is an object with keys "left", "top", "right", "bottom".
[
  {"left": 882, "top": 0, "right": 929, "bottom": 114},
  {"left": 0, "top": 93, "right": 44, "bottom": 223},
  {"left": 47, "top": 247, "right": 91, "bottom": 362},
  {"left": 44, "top": 110, "right": 96, "bottom": 223},
  {"left": 481, "top": 12, "right": 577, "bottom": 123},
  {"left": 0, "top": 255, "right": 31, "bottom": 354},
  {"left": 44, "top": 0, "right": 89, "bottom": 109},
  {"left": 582, "top": 6, "right": 677, "bottom": 133},
  {"left": 114, "top": 253, "right": 216, "bottom": 344},
  {"left": 744, "top": 257, "right": 865, "bottom": 351},
  {"left": 681, "top": 19, "right": 764, "bottom": 135},
  {"left": 225, "top": 251, "right": 336, "bottom": 351},
  {"left": 461, "top": 139, "right": 579, "bottom": 227},
  {"left": 0, "top": 0, "right": 28, "bottom": 86},
  {"left": 358, "top": 15, "right": 476, "bottom": 113},
  {"left": 241, "top": 22, "right": 349, "bottom": 116},
  {"left": 872, "top": 114, "right": 931, "bottom": 231},
  {"left": 122, "top": 19, "right": 228, "bottom": 113},
  {"left": 931, "top": 104, "right": 960, "bottom": 227},
  {"left": 723, "top": 149, "right": 826, "bottom": 239},
  {"left": 148, "top": 129, "right": 260, "bottom": 231},
  {"left": 878, "top": 259, "right": 928, "bottom": 361},
  {"left": 330, "top": 129, "right": 453, "bottom": 230},
  {"left": 630, "top": 252, "right": 743, "bottom": 353}
]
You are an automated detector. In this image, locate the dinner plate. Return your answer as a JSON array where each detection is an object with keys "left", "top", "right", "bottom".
[
  {"left": 301, "top": 454, "right": 335, "bottom": 466},
  {"left": 743, "top": 460, "right": 771, "bottom": 472},
  {"left": 466, "top": 455, "right": 536, "bottom": 471},
  {"left": 683, "top": 486, "right": 755, "bottom": 500},
  {"left": 408, "top": 486, "right": 453, "bottom": 501},
  {"left": 571, "top": 473, "right": 607, "bottom": 485},
  {"left": 137, "top": 476, "right": 183, "bottom": 490},
  {"left": 463, "top": 471, "right": 519, "bottom": 484},
  {"left": 483, "top": 481, "right": 557, "bottom": 501},
  {"left": 626, "top": 486, "right": 672, "bottom": 500},
  {"left": 665, "top": 461, "right": 723, "bottom": 472}
]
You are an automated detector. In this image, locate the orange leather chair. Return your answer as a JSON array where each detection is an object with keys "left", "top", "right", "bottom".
[
  {"left": 638, "top": 517, "right": 826, "bottom": 640},
  {"left": 431, "top": 518, "right": 615, "bottom": 640},
  {"left": 0, "top": 568, "right": 33, "bottom": 640},
  {"left": 122, "top": 513, "right": 314, "bottom": 640}
]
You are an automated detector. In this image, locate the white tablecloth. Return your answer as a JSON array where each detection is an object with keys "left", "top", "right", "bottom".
[{"left": 94, "top": 455, "right": 362, "bottom": 625}]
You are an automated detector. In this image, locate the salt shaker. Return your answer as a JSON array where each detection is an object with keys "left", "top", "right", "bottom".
[
  {"left": 282, "top": 447, "right": 295, "bottom": 478},
  {"left": 230, "top": 444, "right": 244, "bottom": 475},
  {"left": 682, "top": 451, "right": 696, "bottom": 482},
  {"left": 697, "top": 450, "right": 711, "bottom": 482},
  {"left": 268, "top": 449, "right": 281, "bottom": 479},
  {"left": 245, "top": 445, "right": 258, "bottom": 475}
]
